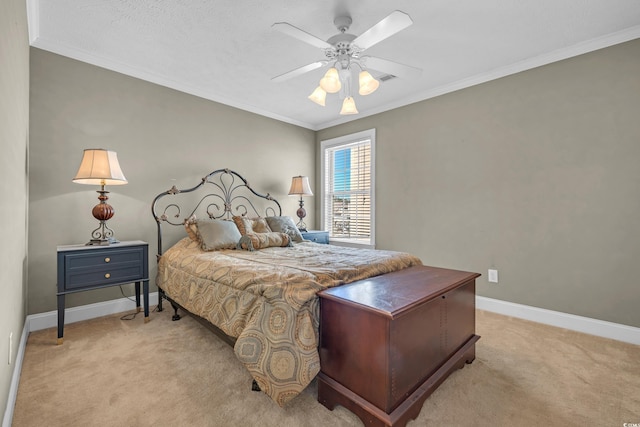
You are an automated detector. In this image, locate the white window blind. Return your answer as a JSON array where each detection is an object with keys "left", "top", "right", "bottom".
[{"left": 321, "top": 130, "right": 375, "bottom": 247}]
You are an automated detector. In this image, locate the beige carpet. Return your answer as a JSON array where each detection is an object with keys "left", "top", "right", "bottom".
[{"left": 11, "top": 308, "right": 640, "bottom": 427}]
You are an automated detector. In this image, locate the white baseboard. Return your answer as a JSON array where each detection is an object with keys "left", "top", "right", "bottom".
[
  {"left": 2, "top": 292, "right": 159, "bottom": 427},
  {"left": 28, "top": 292, "right": 159, "bottom": 332},
  {"left": 2, "top": 320, "right": 28, "bottom": 427},
  {"left": 476, "top": 296, "right": 640, "bottom": 345}
]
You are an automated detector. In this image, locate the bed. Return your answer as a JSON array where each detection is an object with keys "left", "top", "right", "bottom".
[{"left": 151, "top": 168, "right": 423, "bottom": 407}]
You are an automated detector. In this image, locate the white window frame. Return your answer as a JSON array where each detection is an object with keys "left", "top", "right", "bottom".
[{"left": 320, "top": 129, "right": 376, "bottom": 249}]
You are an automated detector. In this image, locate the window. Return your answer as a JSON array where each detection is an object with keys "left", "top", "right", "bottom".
[{"left": 321, "top": 129, "right": 375, "bottom": 248}]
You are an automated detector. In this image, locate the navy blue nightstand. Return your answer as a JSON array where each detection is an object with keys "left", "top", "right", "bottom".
[
  {"left": 56, "top": 240, "right": 149, "bottom": 344},
  {"left": 300, "top": 230, "right": 329, "bottom": 244}
]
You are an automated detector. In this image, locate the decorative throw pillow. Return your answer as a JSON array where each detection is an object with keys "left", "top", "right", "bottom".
[
  {"left": 238, "top": 232, "right": 292, "bottom": 251},
  {"left": 233, "top": 216, "right": 272, "bottom": 235},
  {"left": 184, "top": 214, "right": 199, "bottom": 241},
  {"left": 196, "top": 219, "right": 242, "bottom": 251},
  {"left": 266, "top": 216, "right": 304, "bottom": 243}
]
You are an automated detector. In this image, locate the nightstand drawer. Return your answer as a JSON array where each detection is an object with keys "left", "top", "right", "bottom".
[
  {"left": 65, "top": 247, "right": 144, "bottom": 268},
  {"left": 65, "top": 262, "right": 145, "bottom": 290},
  {"left": 301, "top": 230, "right": 329, "bottom": 244},
  {"left": 62, "top": 247, "right": 146, "bottom": 290}
]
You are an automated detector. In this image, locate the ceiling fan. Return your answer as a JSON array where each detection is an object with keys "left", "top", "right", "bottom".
[{"left": 272, "top": 10, "right": 422, "bottom": 115}]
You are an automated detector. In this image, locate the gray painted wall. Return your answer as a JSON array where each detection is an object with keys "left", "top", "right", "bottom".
[
  {"left": 27, "top": 39, "right": 640, "bottom": 329},
  {"left": 29, "top": 49, "right": 315, "bottom": 314},
  {"left": 0, "top": 0, "right": 29, "bottom": 419},
  {"left": 318, "top": 39, "right": 640, "bottom": 328}
]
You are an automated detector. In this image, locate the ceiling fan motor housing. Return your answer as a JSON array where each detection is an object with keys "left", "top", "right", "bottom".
[{"left": 325, "top": 15, "right": 362, "bottom": 60}]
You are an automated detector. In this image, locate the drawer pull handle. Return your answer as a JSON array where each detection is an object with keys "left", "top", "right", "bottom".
[
  {"left": 105, "top": 273, "right": 111, "bottom": 279},
  {"left": 104, "top": 257, "right": 111, "bottom": 263}
]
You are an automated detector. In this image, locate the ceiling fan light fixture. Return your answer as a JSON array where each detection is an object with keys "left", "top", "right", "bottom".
[
  {"left": 308, "top": 86, "right": 327, "bottom": 106},
  {"left": 340, "top": 97, "right": 358, "bottom": 115},
  {"left": 319, "top": 67, "right": 341, "bottom": 93},
  {"left": 272, "top": 11, "right": 421, "bottom": 117},
  {"left": 358, "top": 70, "right": 380, "bottom": 96}
]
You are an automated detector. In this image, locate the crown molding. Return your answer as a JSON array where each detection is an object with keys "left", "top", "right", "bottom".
[
  {"left": 29, "top": 36, "right": 316, "bottom": 130},
  {"left": 316, "top": 25, "right": 640, "bottom": 130},
  {"left": 25, "top": 0, "right": 39, "bottom": 43},
  {"left": 25, "top": 2, "right": 640, "bottom": 131}
]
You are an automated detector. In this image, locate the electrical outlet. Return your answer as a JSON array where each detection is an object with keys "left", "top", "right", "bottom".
[
  {"left": 8, "top": 332, "right": 12, "bottom": 365},
  {"left": 488, "top": 269, "right": 499, "bottom": 283}
]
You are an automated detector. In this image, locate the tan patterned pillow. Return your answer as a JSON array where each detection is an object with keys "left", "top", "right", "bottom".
[
  {"left": 232, "top": 216, "right": 272, "bottom": 235},
  {"left": 238, "top": 232, "right": 292, "bottom": 251},
  {"left": 184, "top": 215, "right": 199, "bottom": 241}
]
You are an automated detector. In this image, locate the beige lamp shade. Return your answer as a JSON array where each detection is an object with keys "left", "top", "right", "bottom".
[
  {"left": 288, "top": 176, "right": 313, "bottom": 196},
  {"left": 73, "top": 149, "right": 128, "bottom": 186}
]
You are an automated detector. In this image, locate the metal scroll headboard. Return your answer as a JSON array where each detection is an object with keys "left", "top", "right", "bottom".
[{"left": 151, "top": 168, "right": 282, "bottom": 258}]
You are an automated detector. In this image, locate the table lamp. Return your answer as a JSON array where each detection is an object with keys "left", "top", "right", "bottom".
[
  {"left": 73, "top": 148, "right": 128, "bottom": 245},
  {"left": 288, "top": 175, "right": 313, "bottom": 231}
]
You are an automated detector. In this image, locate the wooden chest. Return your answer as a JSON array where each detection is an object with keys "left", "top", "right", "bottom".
[{"left": 317, "top": 265, "right": 480, "bottom": 427}]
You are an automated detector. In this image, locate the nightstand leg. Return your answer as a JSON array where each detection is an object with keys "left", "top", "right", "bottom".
[
  {"left": 143, "top": 280, "right": 150, "bottom": 323},
  {"left": 135, "top": 281, "right": 141, "bottom": 313},
  {"left": 57, "top": 293, "right": 65, "bottom": 345}
]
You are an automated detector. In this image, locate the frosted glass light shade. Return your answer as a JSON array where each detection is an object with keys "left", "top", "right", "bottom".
[
  {"left": 358, "top": 70, "right": 380, "bottom": 96},
  {"left": 73, "top": 149, "right": 127, "bottom": 186},
  {"left": 319, "top": 67, "right": 341, "bottom": 93},
  {"left": 340, "top": 97, "right": 359, "bottom": 115},
  {"left": 308, "top": 86, "right": 327, "bottom": 106}
]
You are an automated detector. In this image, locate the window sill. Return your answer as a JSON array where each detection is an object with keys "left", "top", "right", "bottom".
[{"left": 329, "top": 238, "right": 375, "bottom": 250}]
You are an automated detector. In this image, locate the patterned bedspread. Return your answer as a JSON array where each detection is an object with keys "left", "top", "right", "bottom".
[{"left": 156, "top": 237, "right": 422, "bottom": 406}]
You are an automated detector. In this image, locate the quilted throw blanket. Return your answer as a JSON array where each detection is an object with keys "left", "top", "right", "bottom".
[{"left": 156, "top": 237, "right": 422, "bottom": 406}]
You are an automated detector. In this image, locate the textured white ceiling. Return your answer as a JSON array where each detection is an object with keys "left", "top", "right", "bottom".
[{"left": 28, "top": 0, "right": 640, "bottom": 130}]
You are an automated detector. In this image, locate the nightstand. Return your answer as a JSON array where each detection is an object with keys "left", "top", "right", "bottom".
[
  {"left": 300, "top": 230, "right": 329, "bottom": 244},
  {"left": 56, "top": 240, "right": 149, "bottom": 344}
]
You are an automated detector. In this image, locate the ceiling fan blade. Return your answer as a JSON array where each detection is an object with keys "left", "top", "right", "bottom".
[
  {"left": 272, "top": 22, "right": 333, "bottom": 50},
  {"left": 352, "top": 10, "right": 413, "bottom": 51},
  {"left": 271, "top": 61, "right": 328, "bottom": 82},
  {"left": 362, "top": 56, "right": 422, "bottom": 79}
]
